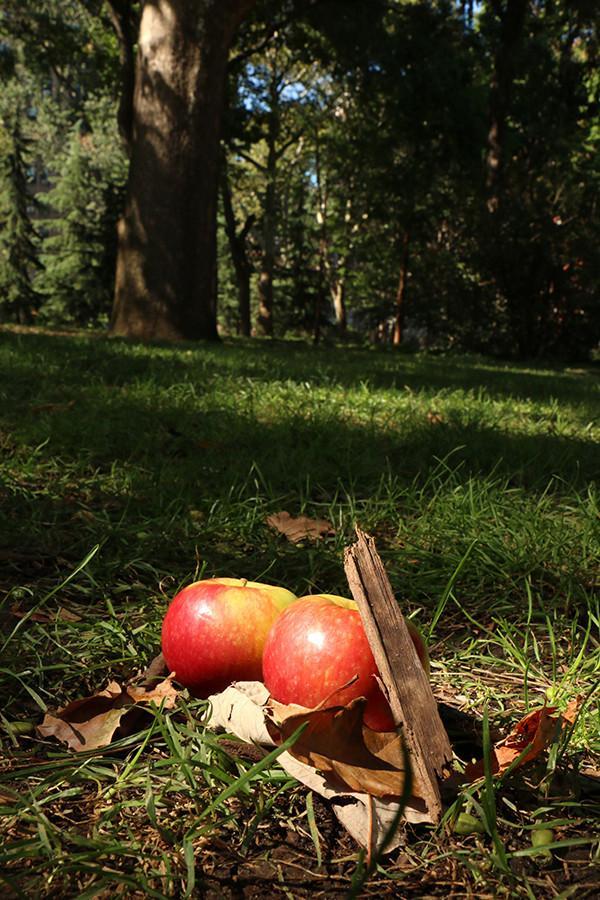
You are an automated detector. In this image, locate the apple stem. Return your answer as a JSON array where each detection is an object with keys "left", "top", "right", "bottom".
[{"left": 240, "top": 579, "right": 248, "bottom": 588}]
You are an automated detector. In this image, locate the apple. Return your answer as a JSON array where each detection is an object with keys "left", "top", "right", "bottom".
[
  {"left": 262, "top": 593, "right": 429, "bottom": 731},
  {"left": 161, "top": 577, "right": 297, "bottom": 695}
]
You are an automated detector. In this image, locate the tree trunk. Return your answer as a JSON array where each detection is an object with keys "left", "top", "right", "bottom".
[
  {"left": 221, "top": 167, "right": 253, "bottom": 337},
  {"left": 256, "top": 75, "right": 279, "bottom": 336},
  {"left": 330, "top": 277, "right": 347, "bottom": 332},
  {"left": 110, "top": 0, "right": 255, "bottom": 342},
  {"left": 485, "top": 0, "right": 528, "bottom": 213},
  {"left": 392, "top": 230, "right": 410, "bottom": 346},
  {"left": 105, "top": 0, "right": 136, "bottom": 154}
]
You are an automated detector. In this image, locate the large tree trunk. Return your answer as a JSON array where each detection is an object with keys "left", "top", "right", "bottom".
[{"left": 110, "top": 0, "right": 255, "bottom": 342}]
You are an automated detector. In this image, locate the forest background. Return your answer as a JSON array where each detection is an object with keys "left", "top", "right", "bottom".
[{"left": 0, "top": 0, "right": 598, "bottom": 360}]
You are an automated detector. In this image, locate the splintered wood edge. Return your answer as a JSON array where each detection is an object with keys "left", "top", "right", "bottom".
[{"left": 344, "top": 527, "right": 453, "bottom": 820}]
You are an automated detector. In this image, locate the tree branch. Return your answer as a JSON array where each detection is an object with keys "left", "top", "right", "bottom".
[{"left": 104, "top": 0, "right": 136, "bottom": 155}]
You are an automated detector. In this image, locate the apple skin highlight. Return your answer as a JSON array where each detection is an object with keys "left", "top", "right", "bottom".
[
  {"left": 161, "top": 578, "right": 297, "bottom": 695},
  {"left": 262, "top": 593, "right": 429, "bottom": 732}
]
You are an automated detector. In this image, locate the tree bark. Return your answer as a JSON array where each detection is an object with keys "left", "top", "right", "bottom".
[
  {"left": 330, "top": 277, "right": 347, "bottom": 332},
  {"left": 344, "top": 529, "right": 452, "bottom": 822},
  {"left": 105, "top": 0, "right": 136, "bottom": 154},
  {"left": 110, "top": 0, "right": 256, "bottom": 342},
  {"left": 256, "top": 75, "right": 279, "bottom": 337},
  {"left": 221, "top": 166, "right": 254, "bottom": 337},
  {"left": 392, "top": 229, "right": 410, "bottom": 346}
]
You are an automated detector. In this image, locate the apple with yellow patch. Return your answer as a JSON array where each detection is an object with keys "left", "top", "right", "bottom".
[
  {"left": 161, "top": 577, "right": 297, "bottom": 695},
  {"left": 262, "top": 593, "right": 429, "bottom": 731}
]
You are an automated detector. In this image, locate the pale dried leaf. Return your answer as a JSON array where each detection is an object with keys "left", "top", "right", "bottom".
[
  {"left": 203, "top": 682, "right": 433, "bottom": 850},
  {"left": 207, "top": 682, "right": 273, "bottom": 745},
  {"left": 561, "top": 696, "right": 582, "bottom": 726},
  {"left": 265, "top": 511, "right": 335, "bottom": 543}
]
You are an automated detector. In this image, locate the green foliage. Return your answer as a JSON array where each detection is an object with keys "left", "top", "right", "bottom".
[
  {"left": 1, "top": 0, "right": 598, "bottom": 357},
  {"left": 477, "top": 0, "right": 600, "bottom": 359},
  {"left": 0, "top": 97, "right": 42, "bottom": 324},
  {"left": 36, "top": 103, "right": 126, "bottom": 326}
]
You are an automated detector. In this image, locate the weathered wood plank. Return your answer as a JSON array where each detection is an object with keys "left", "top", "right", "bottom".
[{"left": 344, "top": 528, "right": 452, "bottom": 820}]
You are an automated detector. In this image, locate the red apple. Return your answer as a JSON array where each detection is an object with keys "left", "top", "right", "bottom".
[
  {"left": 262, "top": 593, "right": 429, "bottom": 731},
  {"left": 161, "top": 577, "right": 297, "bottom": 695}
]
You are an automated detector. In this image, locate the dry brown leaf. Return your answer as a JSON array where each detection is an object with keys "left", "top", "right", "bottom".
[
  {"left": 205, "top": 681, "right": 433, "bottom": 851},
  {"left": 561, "top": 697, "right": 582, "bottom": 726},
  {"left": 265, "top": 511, "right": 335, "bottom": 543},
  {"left": 266, "top": 697, "right": 408, "bottom": 798},
  {"left": 135, "top": 652, "right": 168, "bottom": 687},
  {"left": 57, "top": 607, "right": 82, "bottom": 622},
  {"left": 10, "top": 604, "right": 52, "bottom": 623},
  {"left": 464, "top": 701, "right": 581, "bottom": 781},
  {"left": 37, "top": 676, "right": 178, "bottom": 751},
  {"left": 10, "top": 604, "right": 81, "bottom": 624},
  {"left": 30, "top": 400, "right": 76, "bottom": 414}
]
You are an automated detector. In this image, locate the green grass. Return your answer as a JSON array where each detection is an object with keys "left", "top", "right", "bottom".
[{"left": 1, "top": 328, "right": 599, "bottom": 897}]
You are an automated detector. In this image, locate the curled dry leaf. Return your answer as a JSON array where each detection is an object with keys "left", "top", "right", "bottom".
[
  {"left": 207, "top": 682, "right": 273, "bottom": 746},
  {"left": 464, "top": 699, "right": 582, "bottom": 781},
  {"left": 205, "top": 682, "right": 431, "bottom": 852},
  {"left": 265, "top": 511, "right": 335, "bottom": 543},
  {"left": 37, "top": 676, "right": 178, "bottom": 752},
  {"left": 266, "top": 697, "right": 408, "bottom": 798}
]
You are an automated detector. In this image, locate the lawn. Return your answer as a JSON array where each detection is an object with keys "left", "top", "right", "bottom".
[{"left": 1, "top": 327, "right": 599, "bottom": 898}]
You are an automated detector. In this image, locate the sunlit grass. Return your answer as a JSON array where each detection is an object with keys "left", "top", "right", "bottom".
[{"left": 0, "top": 329, "right": 598, "bottom": 896}]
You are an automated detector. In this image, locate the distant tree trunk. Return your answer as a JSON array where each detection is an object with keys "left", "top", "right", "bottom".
[
  {"left": 485, "top": 0, "right": 528, "bottom": 213},
  {"left": 257, "top": 80, "right": 279, "bottom": 336},
  {"left": 392, "top": 230, "right": 410, "bottom": 346},
  {"left": 290, "top": 178, "right": 310, "bottom": 325},
  {"left": 313, "top": 260, "right": 325, "bottom": 345},
  {"left": 221, "top": 167, "right": 254, "bottom": 336},
  {"left": 330, "top": 276, "right": 347, "bottom": 332},
  {"left": 110, "top": 0, "right": 256, "bottom": 342}
]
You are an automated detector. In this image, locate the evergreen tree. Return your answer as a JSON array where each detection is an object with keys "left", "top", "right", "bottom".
[
  {"left": 37, "top": 113, "right": 126, "bottom": 326},
  {"left": 0, "top": 102, "right": 42, "bottom": 324}
]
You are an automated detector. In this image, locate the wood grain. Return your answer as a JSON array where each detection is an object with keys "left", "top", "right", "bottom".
[{"left": 344, "top": 527, "right": 452, "bottom": 820}]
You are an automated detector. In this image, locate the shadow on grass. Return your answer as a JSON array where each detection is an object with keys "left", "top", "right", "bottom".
[
  {"left": 1, "top": 329, "right": 598, "bottom": 404},
  {"left": 0, "top": 330, "right": 597, "bottom": 623},
  {"left": 0, "top": 332, "right": 597, "bottom": 508}
]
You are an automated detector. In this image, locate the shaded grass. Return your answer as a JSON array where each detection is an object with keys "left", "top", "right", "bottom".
[{"left": 0, "top": 328, "right": 599, "bottom": 896}]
